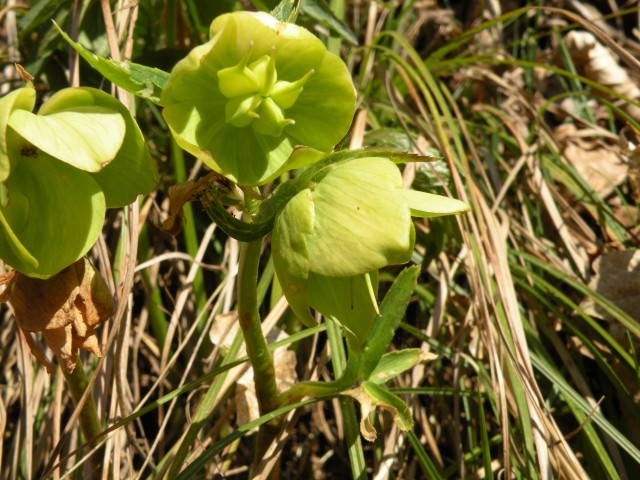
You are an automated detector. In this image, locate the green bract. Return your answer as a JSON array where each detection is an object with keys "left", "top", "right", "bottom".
[
  {"left": 272, "top": 157, "right": 469, "bottom": 348},
  {"left": 161, "top": 11, "right": 356, "bottom": 187},
  {"left": 0, "top": 86, "right": 157, "bottom": 278}
]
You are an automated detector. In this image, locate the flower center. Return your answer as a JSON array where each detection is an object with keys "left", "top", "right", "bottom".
[{"left": 217, "top": 45, "right": 313, "bottom": 137}]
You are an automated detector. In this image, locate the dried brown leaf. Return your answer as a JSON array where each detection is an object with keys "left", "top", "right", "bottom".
[
  {"left": 8, "top": 258, "right": 114, "bottom": 373},
  {"left": 161, "top": 171, "right": 227, "bottom": 236},
  {"left": 556, "top": 124, "right": 627, "bottom": 199},
  {"left": 580, "top": 250, "right": 640, "bottom": 324},
  {"left": 161, "top": 180, "right": 205, "bottom": 236},
  {"left": 209, "top": 311, "right": 239, "bottom": 351},
  {"left": 565, "top": 31, "right": 640, "bottom": 118}
]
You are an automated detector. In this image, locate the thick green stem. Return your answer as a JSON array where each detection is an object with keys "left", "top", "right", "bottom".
[
  {"left": 237, "top": 240, "right": 280, "bottom": 467},
  {"left": 238, "top": 240, "right": 279, "bottom": 414},
  {"left": 61, "top": 360, "right": 104, "bottom": 475}
]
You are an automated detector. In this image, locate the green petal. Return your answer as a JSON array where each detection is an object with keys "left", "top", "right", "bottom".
[
  {"left": 164, "top": 101, "right": 294, "bottom": 186},
  {"left": 285, "top": 52, "right": 356, "bottom": 151},
  {"left": 0, "top": 87, "right": 36, "bottom": 184},
  {"left": 9, "top": 105, "right": 124, "bottom": 173},
  {"left": 160, "top": 42, "right": 229, "bottom": 107},
  {"left": 308, "top": 271, "right": 379, "bottom": 351},
  {"left": 39, "top": 87, "right": 158, "bottom": 207},
  {"left": 0, "top": 145, "right": 105, "bottom": 277},
  {"left": 211, "top": 12, "right": 326, "bottom": 76},
  {"left": 272, "top": 188, "right": 316, "bottom": 327},
  {"left": 0, "top": 207, "right": 38, "bottom": 271},
  {"left": 162, "top": 11, "right": 353, "bottom": 186},
  {"left": 259, "top": 146, "right": 326, "bottom": 185},
  {"left": 209, "top": 12, "right": 279, "bottom": 70},
  {"left": 400, "top": 189, "right": 470, "bottom": 217},
  {"left": 306, "top": 157, "right": 413, "bottom": 277}
]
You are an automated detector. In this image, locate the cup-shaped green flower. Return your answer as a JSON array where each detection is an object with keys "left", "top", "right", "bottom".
[
  {"left": 161, "top": 11, "right": 356, "bottom": 187},
  {"left": 271, "top": 157, "right": 469, "bottom": 349},
  {"left": 0, "top": 86, "right": 157, "bottom": 278}
]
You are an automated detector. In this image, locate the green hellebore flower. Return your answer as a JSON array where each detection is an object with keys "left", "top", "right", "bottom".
[
  {"left": 0, "top": 86, "right": 158, "bottom": 278},
  {"left": 161, "top": 11, "right": 356, "bottom": 187},
  {"left": 272, "top": 157, "right": 469, "bottom": 349}
]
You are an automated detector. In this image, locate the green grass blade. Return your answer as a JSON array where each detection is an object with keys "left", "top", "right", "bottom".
[{"left": 407, "top": 430, "right": 443, "bottom": 479}]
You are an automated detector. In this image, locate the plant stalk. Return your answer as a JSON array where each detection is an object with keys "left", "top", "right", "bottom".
[
  {"left": 237, "top": 239, "right": 280, "bottom": 463},
  {"left": 61, "top": 360, "right": 105, "bottom": 476}
]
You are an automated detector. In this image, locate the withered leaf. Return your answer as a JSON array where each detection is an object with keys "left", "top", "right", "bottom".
[
  {"left": 580, "top": 250, "right": 640, "bottom": 324},
  {"left": 556, "top": 124, "right": 627, "bottom": 200},
  {"left": 161, "top": 171, "right": 224, "bottom": 236},
  {"left": 5, "top": 258, "right": 114, "bottom": 373}
]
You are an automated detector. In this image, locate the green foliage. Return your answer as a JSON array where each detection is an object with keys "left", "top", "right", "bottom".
[{"left": 55, "top": 23, "right": 170, "bottom": 104}]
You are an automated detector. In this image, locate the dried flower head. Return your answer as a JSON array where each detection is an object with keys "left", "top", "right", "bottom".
[{"left": 0, "top": 258, "right": 114, "bottom": 373}]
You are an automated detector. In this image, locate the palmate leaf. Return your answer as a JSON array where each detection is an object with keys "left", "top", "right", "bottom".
[
  {"left": 271, "top": 0, "right": 298, "bottom": 23},
  {"left": 345, "top": 381, "right": 414, "bottom": 441},
  {"left": 368, "top": 349, "right": 436, "bottom": 384},
  {"left": 300, "top": 0, "right": 358, "bottom": 46},
  {"left": 341, "top": 266, "right": 420, "bottom": 381},
  {"left": 53, "top": 22, "right": 169, "bottom": 104},
  {"left": 401, "top": 189, "right": 470, "bottom": 218}
]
